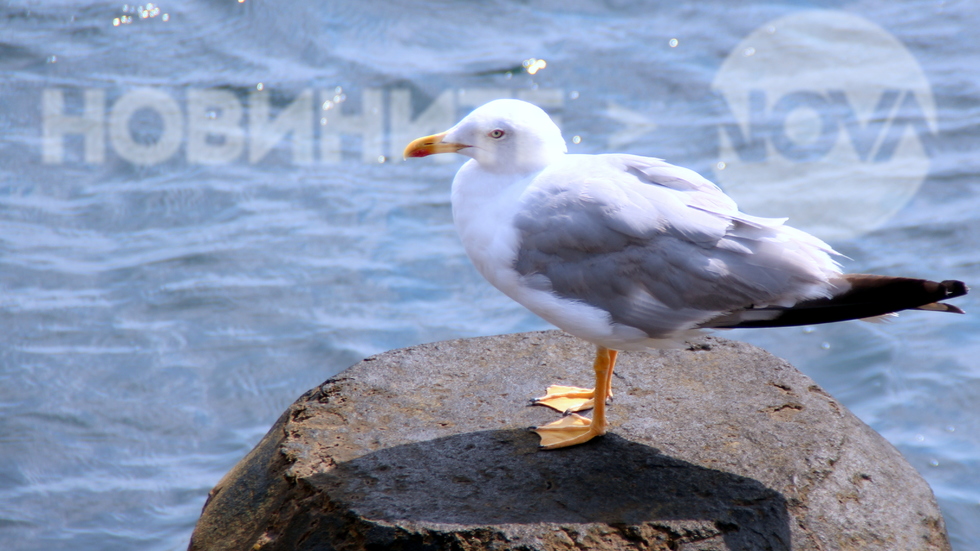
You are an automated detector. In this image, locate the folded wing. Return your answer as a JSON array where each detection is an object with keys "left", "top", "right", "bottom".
[{"left": 513, "top": 154, "right": 850, "bottom": 338}]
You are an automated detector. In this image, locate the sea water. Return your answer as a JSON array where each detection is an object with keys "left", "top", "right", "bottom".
[{"left": 1, "top": 1, "right": 977, "bottom": 549}]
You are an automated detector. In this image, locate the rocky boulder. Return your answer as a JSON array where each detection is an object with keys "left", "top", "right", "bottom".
[{"left": 189, "top": 331, "right": 949, "bottom": 550}]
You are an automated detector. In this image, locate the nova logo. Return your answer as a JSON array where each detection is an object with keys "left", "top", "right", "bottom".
[
  {"left": 721, "top": 89, "right": 933, "bottom": 164},
  {"left": 712, "top": 11, "right": 937, "bottom": 240}
]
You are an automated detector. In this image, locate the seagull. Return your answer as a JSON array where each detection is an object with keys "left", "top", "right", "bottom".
[{"left": 403, "top": 99, "right": 967, "bottom": 450}]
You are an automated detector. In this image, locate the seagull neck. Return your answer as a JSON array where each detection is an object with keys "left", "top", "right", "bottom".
[
  {"left": 455, "top": 159, "right": 540, "bottom": 195},
  {"left": 470, "top": 149, "right": 563, "bottom": 176},
  {"left": 453, "top": 161, "right": 538, "bottom": 196},
  {"left": 450, "top": 161, "right": 536, "bottom": 230}
]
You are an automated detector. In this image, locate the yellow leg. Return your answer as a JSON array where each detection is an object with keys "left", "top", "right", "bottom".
[
  {"left": 530, "top": 350, "right": 616, "bottom": 413},
  {"left": 532, "top": 347, "right": 618, "bottom": 449}
]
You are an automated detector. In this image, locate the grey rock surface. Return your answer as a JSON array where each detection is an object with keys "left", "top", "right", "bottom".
[{"left": 189, "top": 331, "right": 950, "bottom": 551}]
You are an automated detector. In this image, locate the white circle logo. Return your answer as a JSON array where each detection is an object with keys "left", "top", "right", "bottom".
[{"left": 712, "top": 11, "right": 936, "bottom": 240}]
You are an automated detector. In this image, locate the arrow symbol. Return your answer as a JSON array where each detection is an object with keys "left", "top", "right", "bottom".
[{"left": 604, "top": 102, "right": 658, "bottom": 150}]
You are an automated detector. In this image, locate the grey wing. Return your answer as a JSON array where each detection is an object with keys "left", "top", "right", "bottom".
[{"left": 512, "top": 155, "right": 840, "bottom": 338}]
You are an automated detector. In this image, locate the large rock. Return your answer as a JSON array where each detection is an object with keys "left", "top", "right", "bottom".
[{"left": 188, "top": 331, "right": 949, "bottom": 551}]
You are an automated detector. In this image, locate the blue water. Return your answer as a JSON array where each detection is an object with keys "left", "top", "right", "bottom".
[{"left": 1, "top": 1, "right": 978, "bottom": 549}]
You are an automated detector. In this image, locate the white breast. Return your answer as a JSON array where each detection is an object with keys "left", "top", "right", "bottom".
[{"left": 450, "top": 161, "right": 526, "bottom": 292}]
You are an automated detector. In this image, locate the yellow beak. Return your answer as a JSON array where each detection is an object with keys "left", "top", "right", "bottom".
[{"left": 403, "top": 131, "right": 469, "bottom": 159}]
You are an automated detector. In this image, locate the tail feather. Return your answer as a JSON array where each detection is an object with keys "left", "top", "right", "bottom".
[
  {"left": 703, "top": 274, "right": 968, "bottom": 330},
  {"left": 914, "top": 302, "right": 965, "bottom": 314}
]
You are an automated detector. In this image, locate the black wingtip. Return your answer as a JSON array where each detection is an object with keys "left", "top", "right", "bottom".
[{"left": 940, "top": 280, "right": 969, "bottom": 299}]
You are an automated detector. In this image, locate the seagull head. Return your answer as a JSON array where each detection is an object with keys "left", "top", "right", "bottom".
[{"left": 404, "top": 99, "right": 567, "bottom": 174}]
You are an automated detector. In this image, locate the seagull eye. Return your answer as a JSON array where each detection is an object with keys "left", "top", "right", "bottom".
[{"left": 488, "top": 129, "right": 506, "bottom": 139}]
